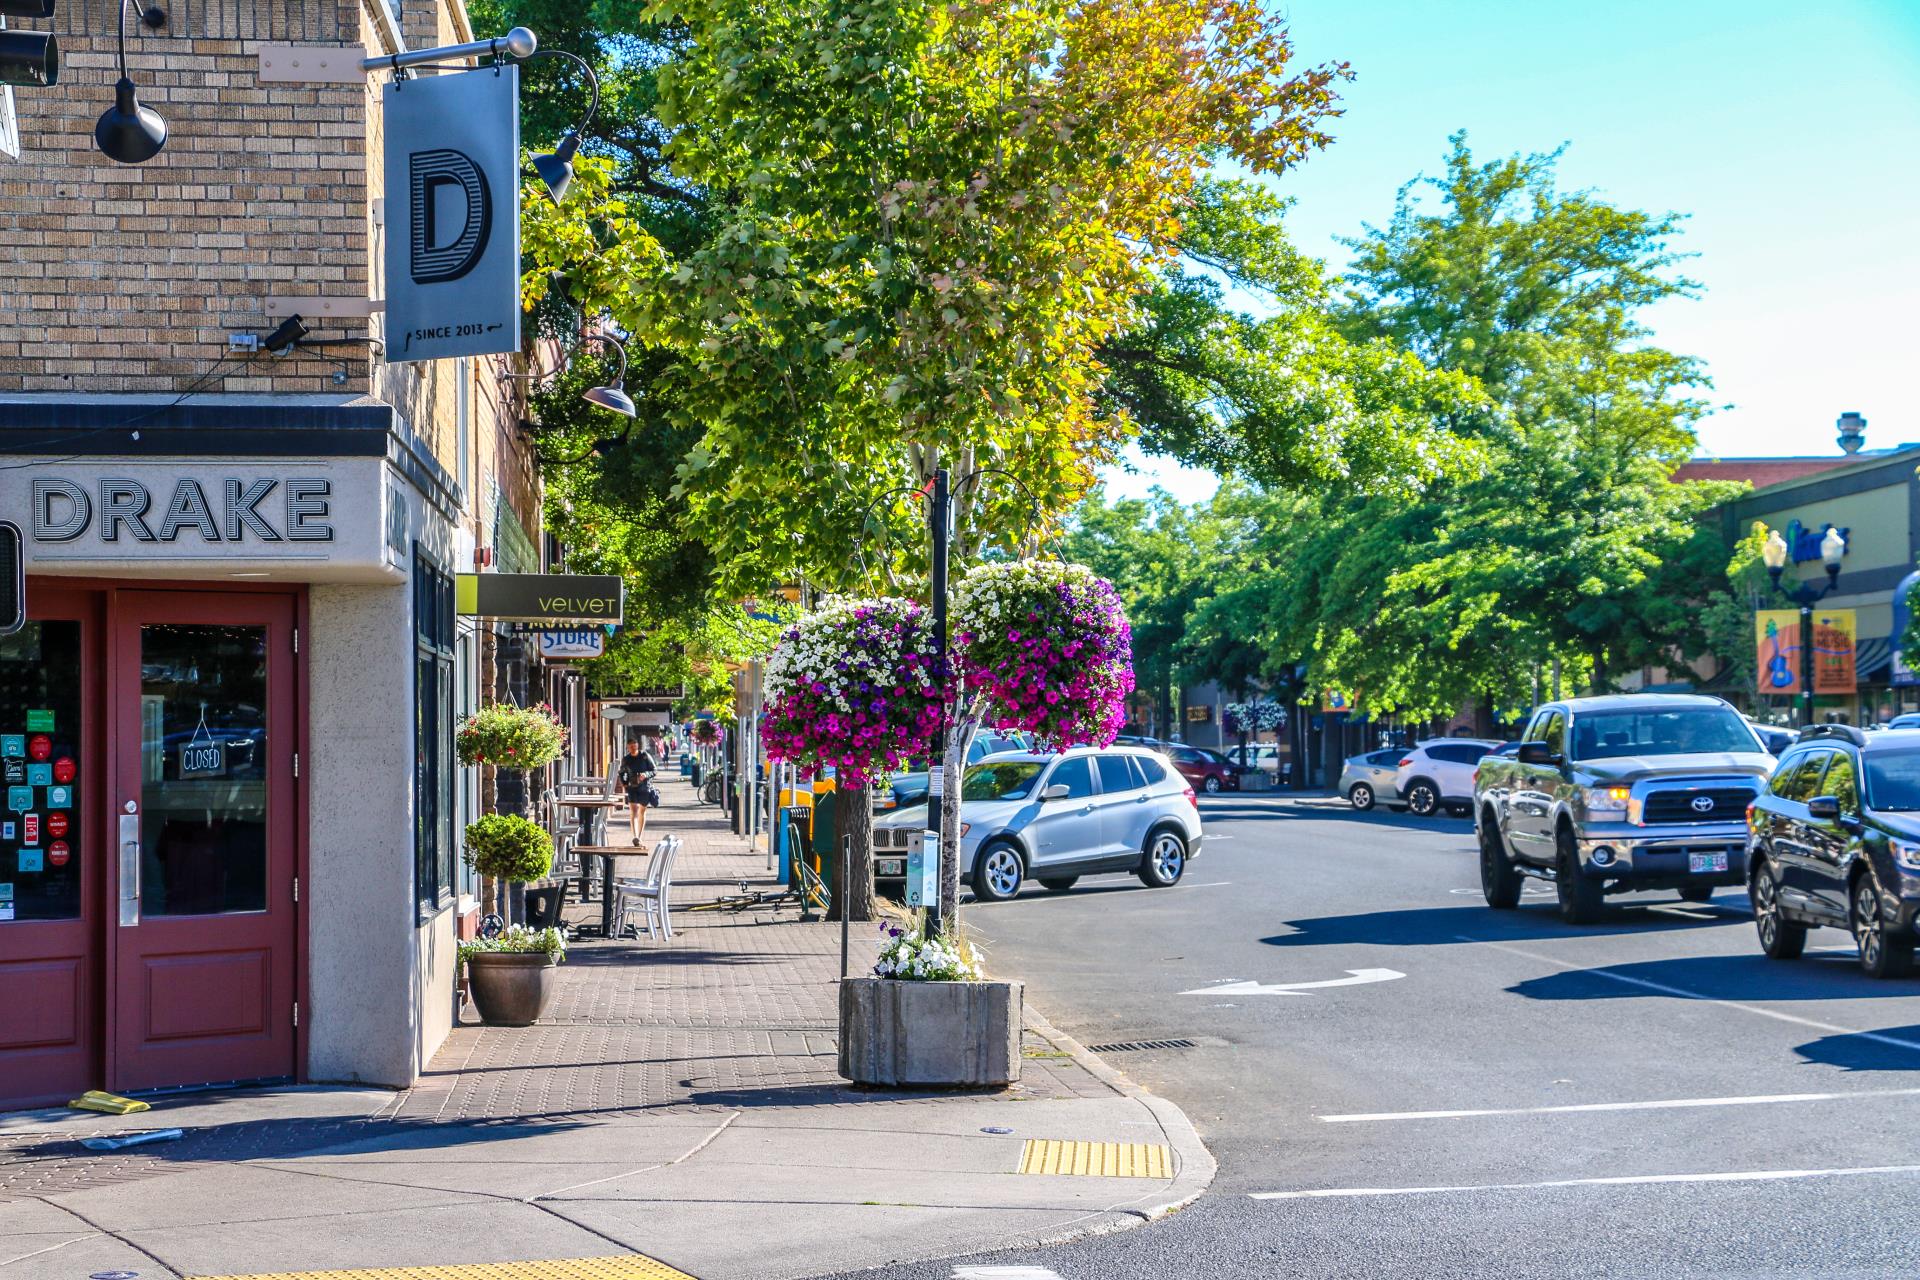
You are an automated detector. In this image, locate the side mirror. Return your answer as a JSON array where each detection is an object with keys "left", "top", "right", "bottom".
[
  {"left": 1517, "top": 741, "right": 1562, "bottom": 767},
  {"left": 1040, "top": 783, "right": 1071, "bottom": 801},
  {"left": 1807, "top": 795, "right": 1841, "bottom": 822}
]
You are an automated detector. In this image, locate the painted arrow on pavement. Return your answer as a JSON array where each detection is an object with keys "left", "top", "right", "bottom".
[{"left": 1182, "top": 968, "right": 1406, "bottom": 996}]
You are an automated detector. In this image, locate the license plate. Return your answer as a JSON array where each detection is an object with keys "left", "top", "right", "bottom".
[
  {"left": 1689, "top": 852, "right": 1729, "bottom": 874},
  {"left": 876, "top": 859, "right": 904, "bottom": 877}
]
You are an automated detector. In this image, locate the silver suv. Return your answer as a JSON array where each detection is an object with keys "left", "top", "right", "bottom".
[
  {"left": 872, "top": 746, "right": 1204, "bottom": 901},
  {"left": 1474, "top": 694, "right": 1775, "bottom": 922}
]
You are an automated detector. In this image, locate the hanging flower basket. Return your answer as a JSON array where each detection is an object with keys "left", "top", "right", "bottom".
[
  {"left": 953, "top": 561, "right": 1134, "bottom": 748},
  {"left": 762, "top": 596, "right": 945, "bottom": 787},
  {"left": 1225, "top": 701, "right": 1288, "bottom": 735},
  {"left": 457, "top": 702, "right": 568, "bottom": 770}
]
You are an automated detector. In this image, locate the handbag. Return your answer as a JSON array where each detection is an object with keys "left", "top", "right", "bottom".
[{"left": 639, "top": 780, "right": 662, "bottom": 807}]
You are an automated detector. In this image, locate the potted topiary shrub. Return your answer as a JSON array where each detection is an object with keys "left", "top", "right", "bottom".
[
  {"left": 839, "top": 915, "right": 1021, "bottom": 1087},
  {"left": 462, "top": 815, "right": 559, "bottom": 1024},
  {"left": 459, "top": 926, "right": 566, "bottom": 1026}
]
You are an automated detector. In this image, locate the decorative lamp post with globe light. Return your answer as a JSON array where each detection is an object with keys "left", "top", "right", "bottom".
[{"left": 1760, "top": 524, "right": 1848, "bottom": 727}]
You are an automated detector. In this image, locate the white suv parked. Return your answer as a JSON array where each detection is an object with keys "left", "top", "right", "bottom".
[{"left": 1396, "top": 738, "right": 1503, "bottom": 817}]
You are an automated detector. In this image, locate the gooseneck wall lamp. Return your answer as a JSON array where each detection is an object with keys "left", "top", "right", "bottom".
[
  {"left": 95, "top": 0, "right": 166, "bottom": 163},
  {"left": 524, "top": 48, "right": 601, "bottom": 204},
  {"left": 579, "top": 334, "right": 635, "bottom": 417}
]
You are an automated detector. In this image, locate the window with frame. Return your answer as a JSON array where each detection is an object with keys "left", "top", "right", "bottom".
[{"left": 415, "top": 550, "right": 457, "bottom": 917}]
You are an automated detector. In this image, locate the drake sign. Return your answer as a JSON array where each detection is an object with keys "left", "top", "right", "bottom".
[{"left": 2, "top": 460, "right": 405, "bottom": 583}]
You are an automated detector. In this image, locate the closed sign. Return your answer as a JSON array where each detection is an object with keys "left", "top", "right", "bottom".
[{"left": 179, "top": 742, "right": 226, "bottom": 779}]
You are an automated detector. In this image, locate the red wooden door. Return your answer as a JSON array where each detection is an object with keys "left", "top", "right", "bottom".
[
  {"left": 109, "top": 590, "right": 297, "bottom": 1092},
  {"left": 0, "top": 585, "right": 103, "bottom": 1110}
]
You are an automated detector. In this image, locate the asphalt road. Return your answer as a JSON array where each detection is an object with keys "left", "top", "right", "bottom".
[{"left": 810, "top": 792, "right": 1920, "bottom": 1279}]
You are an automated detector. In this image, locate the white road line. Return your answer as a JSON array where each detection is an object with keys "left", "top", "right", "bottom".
[
  {"left": 1180, "top": 880, "right": 1234, "bottom": 889},
  {"left": 1320, "top": 1085, "right": 1920, "bottom": 1123},
  {"left": 953, "top": 1269, "right": 1066, "bottom": 1279},
  {"left": 1250, "top": 1164, "right": 1920, "bottom": 1201},
  {"left": 1461, "top": 936, "right": 1920, "bottom": 1055}
]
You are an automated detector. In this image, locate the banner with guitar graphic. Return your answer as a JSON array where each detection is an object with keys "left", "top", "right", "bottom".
[{"left": 1757, "top": 608, "right": 1858, "bottom": 696}]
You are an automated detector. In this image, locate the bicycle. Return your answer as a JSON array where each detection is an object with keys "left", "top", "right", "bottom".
[{"left": 700, "top": 773, "right": 725, "bottom": 805}]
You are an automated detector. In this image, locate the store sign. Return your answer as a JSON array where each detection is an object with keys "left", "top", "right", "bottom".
[
  {"left": 1, "top": 460, "right": 406, "bottom": 583},
  {"left": 1783, "top": 519, "right": 1850, "bottom": 564},
  {"left": 1186, "top": 705, "right": 1212, "bottom": 723},
  {"left": 537, "top": 628, "right": 607, "bottom": 661},
  {"left": 384, "top": 67, "right": 522, "bottom": 363},
  {"left": 30, "top": 476, "right": 334, "bottom": 544},
  {"left": 455, "top": 573, "right": 624, "bottom": 624}
]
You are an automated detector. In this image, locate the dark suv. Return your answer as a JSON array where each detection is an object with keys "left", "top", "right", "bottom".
[{"left": 1747, "top": 724, "right": 1920, "bottom": 978}]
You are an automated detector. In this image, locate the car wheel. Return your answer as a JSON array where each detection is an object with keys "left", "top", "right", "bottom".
[
  {"left": 1479, "top": 813, "right": 1522, "bottom": 910},
  {"left": 1554, "top": 825, "right": 1602, "bottom": 925},
  {"left": 970, "top": 842, "right": 1025, "bottom": 903},
  {"left": 1852, "top": 870, "right": 1913, "bottom": 978},
  {"left": 1348, "top": 782, "right": 1375, "bottom": 811},
  {"left": 1039, "top": 876, "right": 1079, "bottom": 893},
  {"left": 1749, "top": 858, "right": 1806, "bottom": 961},
  {"left": 1677, "top": 885, "right": 1714, "bottom": 904},
  {"left": 1405, "top": 779, "right": 1440, "bottom": 817},
  {"left": 1138, "top": 829, "right": 1188, "bottom": 887},
  {"left": 1203, "top": 775, "right": 1223, "bottom": 794}
]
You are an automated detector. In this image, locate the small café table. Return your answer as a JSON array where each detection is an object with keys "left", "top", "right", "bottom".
[
  {"left": 573, "top": 846, "right": 652, "bottom": 938},
  {"left": 559, "top": 795, "right": 622, "bottom": 855}
]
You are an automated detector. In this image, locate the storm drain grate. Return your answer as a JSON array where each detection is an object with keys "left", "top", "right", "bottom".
[{"left": 1085, "top": 1037, "right": 1197, "bottom": 1053}]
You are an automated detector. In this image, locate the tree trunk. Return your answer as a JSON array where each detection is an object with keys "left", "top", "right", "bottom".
[{"left": 840, "top": 788, "right": 875, "bottom": 923}]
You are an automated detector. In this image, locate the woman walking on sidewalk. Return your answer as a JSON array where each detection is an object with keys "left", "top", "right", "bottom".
[{"left": 619, "top": 737, "right": 661, "bottom": 845}]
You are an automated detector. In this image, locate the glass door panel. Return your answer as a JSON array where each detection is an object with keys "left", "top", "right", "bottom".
[{"left": 137, "top": 624, "right": 269, "bottom": 917}]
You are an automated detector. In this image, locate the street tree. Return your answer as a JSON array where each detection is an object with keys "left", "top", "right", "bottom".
[{"left": 1276, "top": 134, "right": 1731, "bottom": 717}]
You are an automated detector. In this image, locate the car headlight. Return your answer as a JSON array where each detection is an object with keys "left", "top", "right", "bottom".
[
  {"left": 1892, "top": 839, "right": 1920, "bottom": 872},
  {"left": 1580, "top": 785, "right": 1631, "bottom": 816}
]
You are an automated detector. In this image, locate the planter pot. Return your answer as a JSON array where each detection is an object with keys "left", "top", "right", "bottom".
[
  {"left": 465, "top": 952, "right": 559, "bottom": 1026},
  {"left": 838, "top": 977, "right": 1023, "bottom": 1087}
]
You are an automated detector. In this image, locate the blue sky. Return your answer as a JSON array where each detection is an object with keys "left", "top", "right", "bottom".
[{"left": 1101, "top": 0, "right": 1920, "bottom": 504}]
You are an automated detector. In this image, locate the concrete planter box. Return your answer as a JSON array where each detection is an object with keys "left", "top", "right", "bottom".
[
  {"left": 838, "top": 977, "right": 1023, "bottom": 1087},
  {"left": 465, "top": 952, "right": 559, "bottom": 1026}
]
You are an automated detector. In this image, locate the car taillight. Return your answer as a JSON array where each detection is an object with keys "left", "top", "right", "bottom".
[
  {"left": 1184, "top": 785, "right": 1198, "bottom": 809},
  {"left": 1399, "top": 757, "right": 1414, "bottom": 768}
]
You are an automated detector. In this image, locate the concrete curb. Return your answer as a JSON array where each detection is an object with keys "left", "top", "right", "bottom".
[{"left": 1022, "top": 1002, "right": 1217, "bottom": 1223}]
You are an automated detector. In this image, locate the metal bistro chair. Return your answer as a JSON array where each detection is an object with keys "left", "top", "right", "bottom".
[
  {"left": 613, "top": 835, "right": 684, "bottom": 941},
  {"left": 541, "top": 788, "right": 585, "bottom": 886}
]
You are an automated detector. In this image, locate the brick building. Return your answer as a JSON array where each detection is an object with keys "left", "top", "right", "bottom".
[{"left": 0, "top": 0, "right": 556, "bottom": 1108}]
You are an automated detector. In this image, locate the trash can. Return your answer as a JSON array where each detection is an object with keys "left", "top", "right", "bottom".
[
  {"left": 679, "top": 754, "right": 693, "bottom": 777},
  {"left": 810, "top": 787, "right": 839, "bottom": 909},
  {"left": 779, "top": 804, "right": 812, "bottom": 886}
]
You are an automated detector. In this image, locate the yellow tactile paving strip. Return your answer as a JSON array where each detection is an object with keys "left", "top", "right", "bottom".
[
  {"left": 1017, "top": 1138, "right": 1172, "bottom": 1178},
  {"left": 188, "top": 1257, "right": 697, "bottom": 1280}
]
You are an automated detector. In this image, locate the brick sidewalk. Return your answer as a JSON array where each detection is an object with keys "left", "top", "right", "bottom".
[
  {"left": 394, "top": 771, "right": 1116, "bottom": 1122},
  {"left": 1, "top": 771, "right": 1215, "bottom": 1280}
]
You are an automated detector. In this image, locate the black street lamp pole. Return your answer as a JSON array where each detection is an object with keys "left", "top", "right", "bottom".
[
  {"left": 926, "top": 468, "right": 951, "bottom": 938},
  {"left": 1762, "top": 525, "right": 1847, "bottom": 729}
]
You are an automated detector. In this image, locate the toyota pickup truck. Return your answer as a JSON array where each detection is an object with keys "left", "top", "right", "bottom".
[{"left": 1474, "top": 694, "right": 1776, "bottom": 923}]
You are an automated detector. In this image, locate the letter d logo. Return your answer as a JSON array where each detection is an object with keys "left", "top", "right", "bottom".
[{"left": 410, "top": 148, "right": 492, "bottom": 284}]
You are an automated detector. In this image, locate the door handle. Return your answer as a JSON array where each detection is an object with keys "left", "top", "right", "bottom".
[{"left": 118, "top": 810, "right": 141, "bottom": 927}]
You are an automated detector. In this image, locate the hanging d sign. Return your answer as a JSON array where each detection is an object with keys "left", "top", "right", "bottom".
[{"left": 383, "top": 66, "right": 521, "bottom": 363}]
